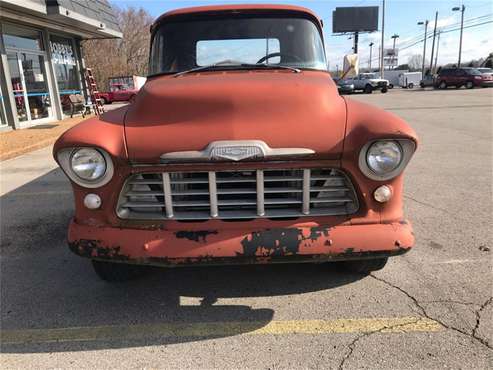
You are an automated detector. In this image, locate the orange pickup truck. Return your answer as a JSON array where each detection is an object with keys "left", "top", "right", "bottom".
[{"left": 54, "top": 4, "right": 418, "bottom": 282}]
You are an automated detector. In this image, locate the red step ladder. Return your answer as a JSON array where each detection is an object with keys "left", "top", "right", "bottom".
[{"left": 84, "top": 68, "right": 105, "bottom": 116}]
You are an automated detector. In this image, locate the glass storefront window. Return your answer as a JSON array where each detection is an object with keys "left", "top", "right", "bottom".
[
  {"left": 2, "top": 24, "right": 43, "bottom": 51},
  {"left": 50, "top": 35, "right": 81, "bottom": 114}
]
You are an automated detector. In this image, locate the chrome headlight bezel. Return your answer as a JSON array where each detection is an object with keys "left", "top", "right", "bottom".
[
  {"left": 358, "top": 139, "right": 416, "bottom": 181},
  {"left": 57, "top": 147, "right": 114, "bottom": 188}
]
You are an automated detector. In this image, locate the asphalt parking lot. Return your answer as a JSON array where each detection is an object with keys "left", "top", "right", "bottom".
[{"left": 1, "top": 87, "right": 492, "bottom": 369}]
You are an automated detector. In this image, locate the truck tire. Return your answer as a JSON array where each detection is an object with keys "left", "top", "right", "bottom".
[
  {"left": 438, "top": 81, "right": 447, "bottom": 89},
  {"left": 338, "top": 258, "right": 388, "bottom": 274},
  {"left": 388, "top": 84, "right": 394, "bottom": 89},
  {"left": 420, "top": 82, "right": 425, "bottom": 88},
  {"left": 364, "top": 84, "right": 373, "bottom": 94},
  {"left": 465, "top": 81, "right": 474, "bottom": 89},
  {"left": 92, "top": 260, "right": 149, "bottom": 282},
  {"left": 381, "top": 87, "right": 388, "bottom": 93},
  {"left": 100, "top": 97, "right": 107, "bottom": 105},
  {"left": 408, "top": 83, "right": 414, "bottom": 89}
]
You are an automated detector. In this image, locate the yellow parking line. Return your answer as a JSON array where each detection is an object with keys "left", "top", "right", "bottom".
[{"left": 1, "top": 317, "right": 441, "bottom": 345}]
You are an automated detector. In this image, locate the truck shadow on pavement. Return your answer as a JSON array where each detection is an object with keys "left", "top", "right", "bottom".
[{"left": 0, "top": 168, "right": 365, "bottom": 353}]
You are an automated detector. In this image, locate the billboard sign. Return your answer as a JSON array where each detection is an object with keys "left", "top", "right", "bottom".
[
  {"left": 383, "top": 48, "right": 399, "bottom": 57},
  {"left": 332, "top": 7, "right": 379, "bottom": 33},
  {"left": 383, "top": 48, "right": 399, "bottom": 66}
]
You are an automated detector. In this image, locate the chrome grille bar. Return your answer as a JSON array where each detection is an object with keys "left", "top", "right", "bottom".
[
  {"left": 302, "top": 169, "right": 311, "bottom": 215},
  {"left": 118, "top": 168, "right": 358, "bottom": 221},
  {"left": 256, "top": 170, "right": 265, "bottom": 216},
  {"left": 208, "top": 172, "right": 218, "bottom": 218},
  {"left": 162, "top": 172, "right": 173, "bottom": 218}
]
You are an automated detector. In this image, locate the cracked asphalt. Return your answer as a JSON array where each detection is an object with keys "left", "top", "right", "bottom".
[{"left": 1, "top": 88, "right": 492, "bottom": 369}]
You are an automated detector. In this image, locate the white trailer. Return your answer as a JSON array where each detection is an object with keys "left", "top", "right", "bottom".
[
  {"left": 399, "top": 72, "right": 422, "bottom": 89},
  {"left": 382, "top": 70, "right": 408, "bottom": 88}
]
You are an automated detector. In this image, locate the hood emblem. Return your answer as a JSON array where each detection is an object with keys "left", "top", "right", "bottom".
[
  {"left": 210, "top": 145, "right": 263, "bottom": 161},
  {"left": 160, "top": 140, "right": 315, "bottom": 163}
]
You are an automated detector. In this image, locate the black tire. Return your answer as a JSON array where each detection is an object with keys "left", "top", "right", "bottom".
[
  {"left": 92, "top": 260, "right": 149, "bottom": 282},
  {"left": 381, "top": 87, "right": 388, "bottom": 93},
  {"left": 465, "top": 81, "right": 474, "bottom": 89},
  {"left": 338, "top": 258, "right": 388, "bottom": 274},
  {"left": 129, "top": 94, "right": 136, "bottom": 103},
  {"left": 420, "top": 82, "right": 425, "bottom": 88},
  {"left": 100, "top": 97, "right": 106, "bottom": 105},
  {"left": 438, "top": 81, "right": 447, "bottom": 89},
  {"left": 364, "top": 84, "right": 373, "bottom": 94},
  {"left": 388, "top": 84, "right": 394, "bottom": 89},
  {"left": 408, "top": 83, "right": 414, "bottom": 89}
]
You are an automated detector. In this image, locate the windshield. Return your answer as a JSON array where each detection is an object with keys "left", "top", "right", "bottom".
[{"left": 149, "top": 16, "right": 326, "bottom": 75}]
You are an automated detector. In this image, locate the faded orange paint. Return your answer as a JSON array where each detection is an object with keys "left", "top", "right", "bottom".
[{"left": 54, "top": 4, "right": 418, "bottom": 268}]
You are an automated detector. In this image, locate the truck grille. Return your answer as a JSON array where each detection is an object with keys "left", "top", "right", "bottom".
[{"left": 116, "top": 168, "right": 358, "bottom": 220}]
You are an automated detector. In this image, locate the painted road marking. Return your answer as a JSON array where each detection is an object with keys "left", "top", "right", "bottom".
[{"left": 1, "top": 317, "right": 441, "bottom": 345}]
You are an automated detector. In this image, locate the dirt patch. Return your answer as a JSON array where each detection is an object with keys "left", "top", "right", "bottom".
[{"left": 0, "top": 115, "right": 93, "bottom": 161}]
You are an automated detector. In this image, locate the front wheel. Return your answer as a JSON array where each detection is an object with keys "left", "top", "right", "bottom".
[
  {"left": 465, "top": 81, "right": 474, "bottom": 89},
  {"left": 92, "top": 260, "right": 149, "bottom": 282},
  {"left": 338, "top": 258, "right": 388, "bottom": 274},
  {"left": 381, "top": 87, "right": 388, "bottom": 93},
  {"left": 438, "top": 81, "right": 447, "bottom": 89},
  {"left": 364, "top": 84, "right": 373, "bottom": 94},
  {"left": 420, "top": 82, "right": 425, "bottom": 88},
  {"left": 408, "top": 83, "right": 414, "bottom": 89},
  {"left": 388, "top": 84, "right": 394, "bottom": 89}
]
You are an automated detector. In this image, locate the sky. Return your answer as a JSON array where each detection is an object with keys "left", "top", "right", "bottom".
[{"left": 112, "top": 0, "right": 493, "bottom": 69}]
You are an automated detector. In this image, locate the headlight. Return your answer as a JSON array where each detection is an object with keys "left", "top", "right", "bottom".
[
  {"left": 57, "top": 147, "right": 114, "bottom": 188},
  {"left": 366, "top": 141, "right": 402, "bottom": 175},
  {"left": 70, "top": 148, "right": 106, "bottom": 181},
  {"left": 359, "top": 139, "right": 416, "bottom": 181}
]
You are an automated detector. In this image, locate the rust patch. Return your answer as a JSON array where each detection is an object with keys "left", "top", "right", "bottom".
[
  {"left": 239, "top": 227, "right": 331, "bottom": 257},
  {"left": 175, "top": 230, "right": 218, "bottom": 243},
  {"left": 68, "top": 239, "right": 130, "bottom": 261}
]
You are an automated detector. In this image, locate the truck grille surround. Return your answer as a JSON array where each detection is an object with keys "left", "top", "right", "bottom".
[{"left": 116, "top": 168, "right": 359, "bottom": 221}]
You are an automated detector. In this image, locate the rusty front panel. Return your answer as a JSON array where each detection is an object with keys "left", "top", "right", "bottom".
[
  {"left": 124, "top": 71, "right": 345, "bottom": 163},
  {"left": 68, "top": 220, "right": 414, "bottom": 266}
]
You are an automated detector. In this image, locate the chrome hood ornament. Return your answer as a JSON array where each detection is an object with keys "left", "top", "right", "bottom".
[{"left": 160, "top": 140, "right": 314, "bottom": 163}]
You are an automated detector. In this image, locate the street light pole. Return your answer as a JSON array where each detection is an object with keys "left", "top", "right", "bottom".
[
  {"left": 418, "top": 20, "right": 429, "bottom": 78},
  {"left": 380, "top": 0, "right": 385, "bottom": 78},
  {"left": 452, "top": 5, "right": 466, "bottom": 67},
  {"left": 391, "top": 34, "right": 399, "bottom": 69},
  {"left": 429, "top": 11, "right": 438, "bottom": 74},
  {"left": 369, "top": 42, "right": 374, "bottom": 70},
  {"left": 434, "top": 31, "right": 441, "bottom": 72}
]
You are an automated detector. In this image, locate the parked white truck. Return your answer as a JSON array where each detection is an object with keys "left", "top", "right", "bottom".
[{"left": 346, "top": 73, "right": 389, "bottom": 94}]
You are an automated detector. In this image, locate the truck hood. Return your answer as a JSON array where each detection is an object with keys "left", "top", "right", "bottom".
[{"left": 124, "top": 70, "right": 347, "bottom": 163}]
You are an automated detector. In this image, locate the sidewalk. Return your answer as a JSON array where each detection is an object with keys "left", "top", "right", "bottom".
[{"left": 0, "top": 114, "right": 93, "bottom": 161}]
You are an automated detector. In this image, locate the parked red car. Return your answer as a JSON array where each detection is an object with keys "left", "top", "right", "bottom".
[
  {"left": 99, "top": 83, "right": 138, "bottom": 105},
  {"left": 435, "top": 67, "right": 492, "bottom": 89},
  {"left": 54, "top": 4, "right": 418, "bottom": 281}
]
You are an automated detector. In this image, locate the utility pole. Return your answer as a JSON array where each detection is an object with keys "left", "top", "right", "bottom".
[
  {"left": 369, "top": 42, "right": 374, "bottom": 70},
  {"left": 380, "top": 0, "right": 385, "bottom": 78},
  {"left": 353, "top": 31, "right": 359, "bottom": 54},
  {"left": 452, "top": 5, "right": 465, "bottom": 67},
  {"left": 418, "top": 20, "right": 429, "bottom": 78},
  {"left": 429, "top": 11, "right": 438, "bottom": 74},
  {"left": 434, "top": 31, "right": 441, "bottom": 72},
  {"left": 391, "top": 34, "right": 399, "bottom": 69}
]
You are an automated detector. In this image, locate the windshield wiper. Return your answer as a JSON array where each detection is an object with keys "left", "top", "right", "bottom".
[{"left": 173, "top": 59, "right": 301, "bottom": 77}]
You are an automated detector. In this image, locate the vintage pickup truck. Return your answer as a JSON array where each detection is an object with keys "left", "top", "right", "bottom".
[{"left": 54, "top": 4, "right": 418, "bottom": 281}]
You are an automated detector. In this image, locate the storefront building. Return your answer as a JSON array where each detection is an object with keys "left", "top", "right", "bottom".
[{"left": 0, "top": 0, "right": 122, "bottom": 130}]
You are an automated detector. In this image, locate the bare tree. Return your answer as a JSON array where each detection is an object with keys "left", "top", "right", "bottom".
[
  {"left": 81, "top": 6, "right": 153, "bottom": 90},
  {"left": 407, "top": 54, "right": 430, "bottom": 71}
]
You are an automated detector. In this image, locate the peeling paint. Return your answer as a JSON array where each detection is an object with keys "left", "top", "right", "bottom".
[
  {"left": 69, "top": 240, "right": 129, "bottom": 261},
  {"left": 175, "top": 230, "right": 219, "bottom": 243}
]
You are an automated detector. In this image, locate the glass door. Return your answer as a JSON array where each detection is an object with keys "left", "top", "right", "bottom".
[
  {"left": 7, "top": 52, "right": 29, "bottom": 122},
  {"left": 19, "top": 52, "right": 52, "bottom": 121},
  {"left": 6, "top": 51, "right": 52, "bottom": 123}
]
